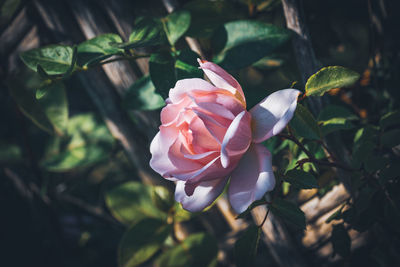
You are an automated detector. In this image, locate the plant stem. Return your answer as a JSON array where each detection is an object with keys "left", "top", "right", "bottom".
[{"left": 278, "top": 133, "right": 356, "bottom": 172}]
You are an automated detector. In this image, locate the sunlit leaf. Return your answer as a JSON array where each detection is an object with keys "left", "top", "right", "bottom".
[
  {"left": 77, "top": 34, "right": 123, "bottom": 66},
  {"left": 20, "top": 45, "right": 74, "bottom": 75},
  {"left": 212, "top": 20, "right": 290, "bottom": 69},
  {"left": 284, "top": 169, "right": 318, "bottom": 189},
  {"left": 123, "top": 76, "right": 165, "bottom": 111},
  {"left": 173, "top": 202, "right": 193, "bottom": 223},
  {"left": 318, "top": 105, "right": 357, "bottom": 135},
  {"left": 234, "top": 225, "right": 261, "bottom": 267},
  {"left": 270, "top": 198, "right": 306, "bottom": 230},
  {"left": 119, "top": 17, "right": 166, "bottom": 49},
  {"left": 305, "top": 66, "right": 360, "bottom": 97},
  {"left": 289, "top": 104, "right": 321, "bottom": 140},
  {"left": 41, "top": 113, "right": 114, "bottom": 171},
  {"left": 118, "top": 218, "right": 172, "bottom": 267},
  {"left": 163, "top": 10, "right": 191, "bottom": 45},
  {"left": 105, "top": 181, "right": 167, "bottom": 225},
  {"left": 155, "top": 233, "right": 218, "bottom": 267}
]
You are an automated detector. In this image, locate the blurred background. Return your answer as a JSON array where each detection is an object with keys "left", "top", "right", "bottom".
[{"left": 1, "top": 0, "right": 399, "bottom": 266}]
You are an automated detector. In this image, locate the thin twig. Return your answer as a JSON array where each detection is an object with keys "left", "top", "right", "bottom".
[{"left": 258, "top": 206, "right": 271, "bottom": 228}]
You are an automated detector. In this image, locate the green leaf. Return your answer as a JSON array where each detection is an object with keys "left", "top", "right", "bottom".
[
  {"left": 318, "top": 105, "right": 358, "bottom": 121},
  {"left": 41, "top": 113, "right": 114, "bottom": 171},
  {"left": 364, "top": 155, "right": 390, "bottom": 173},
  {"left": 118, "top": 218, "right": 172, "bottom": 267},
  {"left": 155, "top": 233, "right": 218, "bottom": 267},
  {"left": 37, "top": 81, "right": 69, "bottom": 135},
  {"left": 0, "top": 143, "right": 22, "bottom": 164},
  {"left": 77, "top": 34, "right": 123, "bottom": 66},
  {"left": 175, "top": 49, "right": 203, "bottom": 80},
  {"left": 173, "top": 202, "right": 193, "bottom": 223},
  {"left": 380, "top": 110, "right": 400, "bottom": 130},
  {"left": 305, "top": 66, "right": 360, "bottom": 97},
  {"left": 8, "top": 72, "right": 53, "bottom": 134},
  {"left": 381, "top": 129, "right": 400, "bottom": 148},
  {"left": 318, "top": 105, "right": 357, "bottom": 135},
  {"left": 123, "top": 76, "right": 165, "bottom": 111},
  {"left": 120, "top": 17, "right": 166, "bottom": 49},
  {"left": 325, "top": 205, "right": 345, "bottom": 223},
  {"left": 379, "top": 163, "right": 400, "bottom": 184},
  {"left": 163, "top": 10, "right": 191, "bottom": 45},
  {"left": 105, "top": 181, "right": 167, "bottom": 225},
  {"left": 1, "top": 0, "right": 21, "bottom": 25},
  {"left": 319, "top": 118, "right": 355, "bottom": 136},
  {"left": 149, "top": 51, "right": 176, "bottom": 99},
  {"left": 151, "top": 186, "right": 175, "bottom": 213},
  {"left": 351, "top": 126, "right": 377, "bottom": 169},
  {"left": 212, "top": 20, "right": 291, "bottom": 69},
  {"left": 184, "top": 0, "right": 243, "bottom": 38},
  {"left": 284, "top": 169, "right": 318, "bottom": 189},
  {"left": 234, "top": 225, "right": 261, "bottom": 267},
  {"left": 289, "top": 103, "right": 321, "bottom": 140},
  {"left": 20, "top": 45, "right": 74, "bottom": 75},
  {"left": 270, "top": 198, "right": 306, "bottom": 230},
  {"left": 236, "top": 199, "right": 268, "bottom": 219},
  {"left": 331, "top": 224, "right": 351, "bottom": 258}
]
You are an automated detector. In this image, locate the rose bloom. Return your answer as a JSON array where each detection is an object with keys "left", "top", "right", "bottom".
[{"left": 150, "top": 60, "right": 300, "bottom": 213}]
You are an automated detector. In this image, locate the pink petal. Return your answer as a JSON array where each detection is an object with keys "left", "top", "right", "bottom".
[
  {"left": 169, "top": 78, "right": 216, "bottom": 103},
  {"left": 190, "top": 90, "right": 245, "bottom": 116},
  {"left": 149, "top": 126, "right": 179, "bottom": 177},
  {"left": 191, "top": 108, "right": 227, "bottom": 143},
  {"left": 175, "top": 177, "right": 228, "bottom": 212},
  {"left": 220, "top": 111, "right": 252, "bottom": 168},
  {"left": 172, "top": 155, "right": 220, "bottom": 180},
  {"left": 250, "top": 89, "right": 300, "bottom": 143},
  {"left": 195, "top": 101, "right": 235, "bottom": 120},
  {"left": 198, "top": 59, "right": 245, "bottom": 105},
  {"left": 160, "top": 97, "right": 191, "bottom": 126},
  {"left": 189, "top": 117, "right": 220, "bottom": 153},
  {"left": 228, "top": 144, "right": 275, "bottom": 214},
  {"left": 166, "top": 134, "right": 204, "bottom": 176}
]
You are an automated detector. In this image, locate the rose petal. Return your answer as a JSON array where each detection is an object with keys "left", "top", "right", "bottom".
[
  {"left": 149, "top": 126, "right": 179, "bottom": 177},
  {"left": 175, "top": 177, "right": 228, "bottom": 212},
  {"left": 169, "top": 78, "right": 216, "bottom": 103},
  {"left": 172, "top": 155, "right": 220, "bottom": 180},
  {"left": 189, "top": 117, "right": 220, "bottom": 153},
  {"left": 161, "top": 97, "right": 191, "bottom": 126},
  {"left": 166, "top": 135, "right": 204, "bottom": 176},
  {"left": 250, "top": 89, "right": 300, "bottom": 143},
  {"left": 220, "top": 111, "right": 252, "bottom": 168},
  {"left": 191, "top": 108, "right": 227, "bottom": 143},
  {"left": 228, "top": 144, "right": 275, "bottom": 214},
  {"left": 198, "top": 59, "right": 245, "bottom": 105}
]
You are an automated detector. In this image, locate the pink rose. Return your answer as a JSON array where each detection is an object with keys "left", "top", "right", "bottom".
[{"left": 150, "top": 59, "right": 300, "bottom": 213}]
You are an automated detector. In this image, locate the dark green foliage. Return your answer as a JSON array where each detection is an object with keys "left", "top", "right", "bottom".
[
  {"left": 234, "top": 225, "right": 261, "bottom": 267},
  {"left": 284, "top": 169, "right": 318, "bottom": 189},
  {"left": 270, "top": 199, "right": 306, "bottom": 230},
  {"left": 154, "top": 233, "right": 218, "bottom": 267}
]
